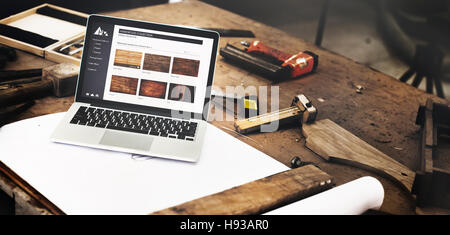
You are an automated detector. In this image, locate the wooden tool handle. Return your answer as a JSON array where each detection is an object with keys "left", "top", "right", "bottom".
[
  {"left": 0, "top": 69, "right": 42, "bottom": 81},
  {"left": 234, "top": 106, "right": 300, "bottom": 133},
  {"left": 151, "top": 165, "right": 333, "bottom": 215},
  {"left": 0, "top": 80, "right": 53, "bottom": 107}
]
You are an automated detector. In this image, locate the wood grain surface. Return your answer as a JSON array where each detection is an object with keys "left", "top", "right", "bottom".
[
  {"left": 152, "top": 165, "right": 333, "bottom": 215},
  {"left": 2, "top": 1, "right": 450, "bottom": 214},
  {"left": 302, "top": 119, "right": 416, "bottom": 193},
  {"left": 139, "top": 79, "right": 167, "bottom": 99},
  {"left": 113, "top": 49, "right": 142, "bottom": 69},
  {"left": 110, "top": 75, "right": 139, "bottom": 95},
  {"left": 172, "top": 57, "right": 200, "bottom": 77},
  {"left": 143, "top": 53, "right": 171, "bottom": 73}
]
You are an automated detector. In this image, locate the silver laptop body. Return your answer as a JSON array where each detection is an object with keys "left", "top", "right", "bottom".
[{"left": 51, "top": 15, "right": 220, "bottom": 162}]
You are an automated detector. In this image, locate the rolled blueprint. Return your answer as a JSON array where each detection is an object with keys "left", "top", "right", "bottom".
[{"left": 266, "top": 176, "right": 384, "bottom": 215}]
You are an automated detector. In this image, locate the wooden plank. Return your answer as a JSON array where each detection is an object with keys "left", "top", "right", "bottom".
[
  {"left": 302, "top": 119, "right": 415, "bottom": 192},
  {"left": 0, "top": 161, "right": 64, "bottom": 215},
  {"left": 44, "top": 33, "right": 84, "bottom": 65},
  {"left": 152, "top": 165, "right": 333, "bottom": 215}
]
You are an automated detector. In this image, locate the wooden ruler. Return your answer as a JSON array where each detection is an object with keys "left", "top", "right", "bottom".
[{"left": 152, "top": 165, "right": 333, "bottom": 215}]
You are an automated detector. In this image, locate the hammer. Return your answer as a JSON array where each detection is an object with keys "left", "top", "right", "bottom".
[
  {"left": 234, "top": 94, "right": 317, "bottom": 134},
  {"left": 0, "top": 63, "right": 79, "bottom": 107}
]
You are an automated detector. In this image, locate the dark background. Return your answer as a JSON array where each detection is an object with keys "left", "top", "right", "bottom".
[
  {"left": 3, "top": 0, "right": 448, "bottom": 99},
  {"left": 0, "top": 0, "right": 168, "bottom": 19}
]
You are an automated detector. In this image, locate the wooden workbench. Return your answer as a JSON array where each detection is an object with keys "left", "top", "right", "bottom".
[{"left": 1, "top": 0, "right": 449, "bottom": 215}]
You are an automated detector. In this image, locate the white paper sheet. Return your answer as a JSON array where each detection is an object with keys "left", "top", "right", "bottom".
[
  {"left": 9, "top": 14, "right": 85, "bottom": 41},
  {"left": 265, "top": 176, "right": 384, "bottom": 215},
  {"left": 0, "top": 113, "right": 288, "bottom": 214}
]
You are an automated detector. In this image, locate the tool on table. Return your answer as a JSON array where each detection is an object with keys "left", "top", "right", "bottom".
[
  {"left": 290, "top": 156, "right": 320, "bottom": 169},
  {"left": 152, "top": 165, "right": 333, "bottom": 215},
  {"left": 0, "top": 77, "right": 42, "bottom": 87},
  {"left": 220, "top": 41, "right": 318, "bottom": 82},
  {"left": 412, "top": 99, "right": 450, "bottom": 210},
  {"left": 57, "top": 39, "right": 84, "bottom": 58},
  {"left": 234, "top": 94, "right": 316, "bottom": 134},
  {"left": 201, "top": 28, "right": 255, "bottom": 38},
  {"left": 0, "top": 63, "right": 79, "bottom": 107},
  {"left": 234, "top": 92, "right": 416, "bottom": 198}
]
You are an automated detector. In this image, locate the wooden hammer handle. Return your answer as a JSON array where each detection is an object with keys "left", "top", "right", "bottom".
[
  {"left": 0, "top": 69, "right": 42, "bottom": 81},
  {"left": 0, "top": 80, "right": 53, "bottom": 107}
]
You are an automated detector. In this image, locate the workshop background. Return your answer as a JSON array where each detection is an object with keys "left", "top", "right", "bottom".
[
  {"left": 1, "top": 0, "right": 449, "bottom": 214},
  {"left": 0, "top": 0, "right": 449, "bottom": 99}
]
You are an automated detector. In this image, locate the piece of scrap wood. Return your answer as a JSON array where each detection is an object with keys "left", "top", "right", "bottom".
[
  {"left": 151, "top": 165, "right": 333, "bottom": 215},
  {"left": 302, "top": 119, "right": 415, "bottom": 193}
]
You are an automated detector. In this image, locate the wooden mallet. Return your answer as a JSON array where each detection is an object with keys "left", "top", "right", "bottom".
[
  {"left": 0, "top": 63, "right": 79, "bottom": 107},
  {"left": 234, "top": 94, "right": 317, "bottom": 134}
]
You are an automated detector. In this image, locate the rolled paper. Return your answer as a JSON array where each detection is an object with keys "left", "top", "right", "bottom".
[{"left": 266, "top": 176, "right": 384, "bottom": 215}]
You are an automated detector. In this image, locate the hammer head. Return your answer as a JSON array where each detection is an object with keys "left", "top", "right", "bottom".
[
  {"left": 42, "top": 63, "right": 79, "bottom": 97},
  {"left": 292, "top": 94, "right": 317, "bottom": 124}
]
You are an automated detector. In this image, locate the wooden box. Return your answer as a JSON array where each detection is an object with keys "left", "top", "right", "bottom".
[{"left": 0, "top": 3, "right": 89, "bottom": 65}]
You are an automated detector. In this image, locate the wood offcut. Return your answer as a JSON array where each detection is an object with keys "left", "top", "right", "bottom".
[
  {"left": 302, "top": 119, "right": 416, "bottom": 193},
  {"left": 152, "top": 165, "right": 333, "bottom": 215}
]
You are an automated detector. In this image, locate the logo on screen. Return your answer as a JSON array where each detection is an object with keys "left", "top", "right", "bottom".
[{"left": 94, "top": 27, "right": 109, "bottom": 36}]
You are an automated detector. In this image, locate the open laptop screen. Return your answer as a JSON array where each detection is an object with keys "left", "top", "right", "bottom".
[{"left": 77, "top": 15, "right": 218, "bottom": 117}]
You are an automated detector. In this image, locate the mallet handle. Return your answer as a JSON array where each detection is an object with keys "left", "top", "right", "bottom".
[{"left": 0, "top": 80, "right": 53, "bottom": 107}]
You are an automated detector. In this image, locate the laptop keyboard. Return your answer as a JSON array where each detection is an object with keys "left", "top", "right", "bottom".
[{"left": 69, "top": 106, "right": 197, "bottom": 141}]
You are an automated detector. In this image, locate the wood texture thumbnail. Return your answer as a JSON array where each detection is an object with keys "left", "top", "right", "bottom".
[
  {"left": 172, "top": 57, "right": 200, "bottom": 77},
  {"left": 110, "top": 75, "right": 139, "bottom": 95},
  {"left": 114, "top": 49, "right": 142, "bottom": 69},
  {"left": 168, "top": 83, "right": 195, "bottom": 103},
  {"left": 139, "top": 80, "right": 167, "bottom": 99},
  {"left": 143, "top": 53, "right": 171, "bottom": 73}
]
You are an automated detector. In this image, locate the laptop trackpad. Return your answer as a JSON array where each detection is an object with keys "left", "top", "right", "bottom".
[{"left": 99, "top": 130, "right": 153, "bottom": 151}]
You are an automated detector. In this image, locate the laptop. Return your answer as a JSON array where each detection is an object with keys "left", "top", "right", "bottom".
[{"left": 51, "top": 15, "right": 219, "bottom": 162}]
